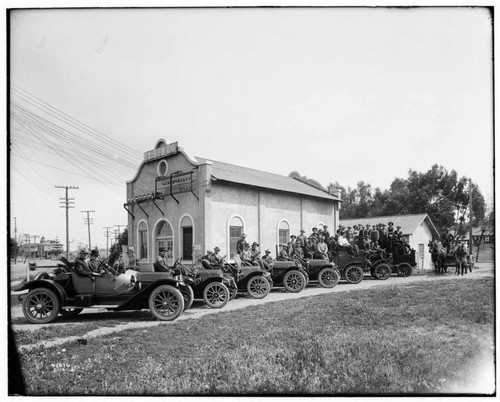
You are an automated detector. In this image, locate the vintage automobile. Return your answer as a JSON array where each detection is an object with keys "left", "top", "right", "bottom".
[
  {"left": 15, "top": 258, "right": 190, "bottom": 324},
  {"left": 331, "top": 247, "right": 391, "bottom": 284},
  {"left": 385, "top": 242, "right": 416, "bottom": 277},
  {"left": 172, "top": 257, "right": 237, "bottom": 308},
  {"left": 292, "top": 257, "right": 340, "bottom": 288},
  {"left": 222, "top": 255, "right": 273, "bottom": 299},
  {"left": 267, "top": 259, "right": 309, "bottom": 293}
]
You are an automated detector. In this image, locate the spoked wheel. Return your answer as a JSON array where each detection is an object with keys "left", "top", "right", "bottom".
[
  {"left": 148, "top": 285, "right": 184, "bottom": 321},
  {"left": 247, "top": 276, "right": 270, "bottom": 299},
  {"left": 179, "top": 284, "right": 194, "bottom": 310},
  {"left": 397, "top": 263, "right": 412, "bottom": 277},
  {"left": 344, "top": 265, "right": 364, "bottom": 284},
  {"left": 203, "top": 282, "right": 230, "bottom": 309},
  {"left": 60, "top": 308, "right": 84, "bottom": 318},
  {"left": 22, "top": 288, "right": 61, "bottom": 324},
  {"left": 318, "top": 267, "right": 340, "bottom": 288},
  {"left": 283, "top": 270, "right": 306, "bottom": 293},
  {"left": 374, "top": 263, "right": 392, "bottom": 280}
]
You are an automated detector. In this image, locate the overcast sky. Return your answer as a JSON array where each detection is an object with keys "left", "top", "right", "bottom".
[{"left": 8, "top": 6, "right": 494, "bottom": 250}]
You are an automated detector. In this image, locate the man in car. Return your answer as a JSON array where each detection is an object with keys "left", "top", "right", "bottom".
[
  {"left": 262, "top": 249, "right": 274, "bottom": 271},
  {"left": 74, "top": 248, "right": 95, "bottom": 278},
  {"left": 209, "top": 246, "right": 225, "bottom": 269},
  {"left": 236, "top": 233, "right": 248, "bottom": 256},
  {"left": 88, "top": 248, "right": 101, "bottom": 273},
  {"left": 154, "top": 247, "right": 172, "bottom": 273}
]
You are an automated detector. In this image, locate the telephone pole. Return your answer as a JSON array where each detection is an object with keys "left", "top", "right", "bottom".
[
  {"left": 56, "top": 185, "right": 78, "bottom": 259},
  {"left": 81, "top": 210, "right": 95, "bottom": 249},
  {"left": 103, "top": 226, "right": 113, "bottom": 258},
  {"left": 469, "top": 178, "right": 473, "bottom": 254}
]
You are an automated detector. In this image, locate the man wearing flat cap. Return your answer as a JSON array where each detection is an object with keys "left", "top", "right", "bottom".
[
  {"left": 236, "top": 233, "right": 248, "bottom": 256},
  {"left": 209, "top": 246, "right": 225, "bottom": 269},
  {"left": 297, "top": 229, "right": 307, "bottom": 248}
]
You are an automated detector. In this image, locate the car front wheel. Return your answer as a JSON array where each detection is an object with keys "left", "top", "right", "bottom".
[
  {"left": 22, "top": 288, "right": 61, "bottom": 324},
  {"left": 247, "top": 276, "right": 270, "bottom": 299},
  {"left": 203, "top": 282, "right": 229, "bottom": 309},
  {"left": 283, "top": 270, "right": 306, "bottom": 293},
  {"left": 148, "top": 285, "right": 184, "bottom": 321}
]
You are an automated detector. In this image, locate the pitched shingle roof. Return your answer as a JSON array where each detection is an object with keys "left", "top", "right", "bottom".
[
  {"left": 195, "top": 157, "right": 340, "bottom": 202},
  {"left": 340, "top": 213, "right": 439, "bottom": 237}
]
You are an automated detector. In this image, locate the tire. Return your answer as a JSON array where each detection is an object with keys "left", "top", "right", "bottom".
[
  {"left": 283, "top": 270, "right": 306, "bottom": 293},
  {"left": 247, "top": 276, "right": 270, "bottom": 299},
  {"left": 148, "top": 285, "right": 184, "bottom": 321},
  {"left": 203, "top": 282, "right": 229, "bottom": 309},
  {"left": 318, "top": 267, "right": 340, "bottom": 288},
  {"left": 60, "top": 308, "right": 83, "bottom": 318},
  {"left": 22, "top": 288, "right": 61, "bottom": 324},
  {"left": 344, "top": 265, "right": 364, "bottom": 284},
  {"left": 397, "top": 263, "right": 412, "bottom": 277},
  {"left": 374, "top": 263, "right": 391, "bottom": 280},
  {"left": 179, "top": 284, "right": 194, "bottom": 310}
]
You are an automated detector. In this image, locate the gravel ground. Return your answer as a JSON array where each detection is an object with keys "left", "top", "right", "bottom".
[{"left": 10, "top": 261, "right": 494, "bottom": 352}]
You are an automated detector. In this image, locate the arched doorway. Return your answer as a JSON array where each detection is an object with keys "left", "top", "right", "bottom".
[{"left": 156, "top": 220, "right": 174, "bottom": 265}]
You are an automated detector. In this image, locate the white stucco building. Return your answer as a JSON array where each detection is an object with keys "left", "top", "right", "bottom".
[{"left": 125, "top": 140, "right": 341, "bottom": 269}]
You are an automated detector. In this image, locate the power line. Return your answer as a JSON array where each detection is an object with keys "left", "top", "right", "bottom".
[{"left": 56, "top": 185, "right": 78, "bottom": 258}]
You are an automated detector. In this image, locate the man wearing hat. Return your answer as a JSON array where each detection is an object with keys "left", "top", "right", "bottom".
[
  {"left": 370, "top": 224, "right": 380, "bottom": 245},
  {"left": 74, "top": 248, "right": 95, "bottom": 278},
  {"left": 209, "top": 246, "right": 225, "bottom": 269},
  {"left": 154, "top": 247, "right": 172, "bottom": 273},
  {"left": 236, "top": 233, "right": 248, "bottom": 256},
  {"left": 395, "top": 226, "right": 403, "bottom": 240},
  {"left": 88, "top": 248, "right": 101, "bottom": 273},
  {"left": 297, "top": 229, "right": 307, "bottom": 248},
  {"left": 323, "top": 225, "right": 331, "bottom": 243},
  {"left": 287, "top": 235, "right": 297, "bottom": 258},
  {"left": 262, "top": 249, "right": 274, "bottom": 270},
  {"left": 309, "top": 227, "right": 319, "bottom": 241}
]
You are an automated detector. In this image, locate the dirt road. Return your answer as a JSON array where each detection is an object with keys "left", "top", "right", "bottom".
[{"left": 11, "top": 263, "right": 494, "bottom": 352}]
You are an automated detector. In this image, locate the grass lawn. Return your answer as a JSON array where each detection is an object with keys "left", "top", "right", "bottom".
[{"left": 13, "top": 277, "right": 494, "bottom": 396}]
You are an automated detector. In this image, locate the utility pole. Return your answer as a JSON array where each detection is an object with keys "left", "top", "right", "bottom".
[
  {"left": 81, "top": 210, "right": 95, "bottom": 250},
  {"left": 114, "top": 224, "right": 125, "bottom": 250},
  {"left": 31, "top": 235, "right": 39, "bottom": 259},
  {"left": 469, "top": 178, "right": 473, "bottom": 255},
  {"left": 103, "top": 226, "right": 113, "bottom": 258},
  {"left": 23, "top": 233, "right": 30, "bottom": 262},
  {"left": 56, "top": 185, "right": 78, "bottom": 259}
]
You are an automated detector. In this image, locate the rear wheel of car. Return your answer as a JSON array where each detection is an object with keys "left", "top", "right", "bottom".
[
  {"left": 203, "top": 282, "right": 229, "bottom": 309},
  {"left": 247, "top": 276, "right": 270, "bottom": 299},
  {"left": 374, "top": 263, "right": 391, "bottom": 280},
  {"left": 283, "top": 270, "right": 306, "bottom": 293},
  {"left": 148, "top": 285, "right": 184, "bottom": 321},
  {"left": 344, "top": 265, "right": 364, "bottom": 284},
  {"left": 397, "top": 263, "right": 412, "bottom": 277},
  {"left": 318, "top": 267, "right": 340, "bottom": 288},
  {"left": 60, "top": 308, "right": 83, "bottom": 318},
  {"left": 179, "top": 284, "right": 194, "bottom": 310},
  {"left": 22, "top": 288, "right": 61, "bottom": 324}
]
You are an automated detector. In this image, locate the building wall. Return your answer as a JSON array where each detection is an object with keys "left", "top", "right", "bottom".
[
  {"left": 409, "top": 222, "right": 434, "bottom": 269},
  {"left": 207, "top": 182, "right": 338, "bottom": 258}
]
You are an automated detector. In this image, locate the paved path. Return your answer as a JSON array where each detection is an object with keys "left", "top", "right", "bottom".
[{"left": 11, "top": 263, "right": 493, "bottom": 352}]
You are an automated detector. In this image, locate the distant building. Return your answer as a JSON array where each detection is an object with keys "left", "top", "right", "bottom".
[
  {"left": 125, "top": 140, "right": 342, "bottom": 269},
  {"left": 340, "top": 213, "right": 440, "bottom": 270}
]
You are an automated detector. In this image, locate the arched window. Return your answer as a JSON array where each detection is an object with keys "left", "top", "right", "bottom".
[
  {"left": 138, "top": 221, "right": 148, "bottom": 261},
  {"left": 156, "top": 220, "right": 174, "bottom": 265},
  {"left": 278, "top": 220, "right": 290, "bottom": 251},
  {"left": 229, "top": 216, "right": 244, "bottom": 258}
]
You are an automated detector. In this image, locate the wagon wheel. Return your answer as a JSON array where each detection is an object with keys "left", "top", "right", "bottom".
[
  {"left": 247, "top": 276, "right": 270, "bottom": 299},
  {"left": 397, "top": 263, "right": 412, "bottom": 277},
  {"left": 283, "top": 270, "right": 306, "bottom": 293},
  {"left": 148, "top": 285, "right": 184, "bottom": 321},
  {"left": 179, "top": 284, "right": 194, "bottom": 310},
  {"left": 374, "top": 263, "right": 391, "bottom": 280},
  {"left": 344, "top": 265, "right": 363, "bottom": 284},
  {"left": 60, "top": 308, "right": 84, "bottom": 318},
  {"left": 203, "top": 282, "right": 229, "bottom": 309},
  {"left": 22, "top": 288, "right": 61, "bottom": 324},
  {"left": 318, "top": 267, "right": 340, "bottom": 288}
]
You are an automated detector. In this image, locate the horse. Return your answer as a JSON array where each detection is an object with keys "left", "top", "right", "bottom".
[
  {"left": 428, "top": 240, "right": 446, "bottom": 274},
  {"left": 454, "top": 243, "right": 469, "bottom": 276}
]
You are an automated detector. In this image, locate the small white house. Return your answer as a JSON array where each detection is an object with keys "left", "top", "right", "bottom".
[{"left": 340, "top": 213, "right": 440, "bottom": 270}]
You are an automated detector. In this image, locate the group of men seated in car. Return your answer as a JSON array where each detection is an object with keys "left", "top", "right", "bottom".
[
  {"left": 198, "top": 223, "right": 413, "bottom": 271},
  {"left": 71, "top": 247, "right": 139, "bottom": 278}
]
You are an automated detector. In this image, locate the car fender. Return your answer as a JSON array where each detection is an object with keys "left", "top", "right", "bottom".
[
  {"left": 115, "top": 278, "right": 183, "bottom": 310},
  {"left": 16, "top": 279, "right": 68, "bottom": 306}
]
